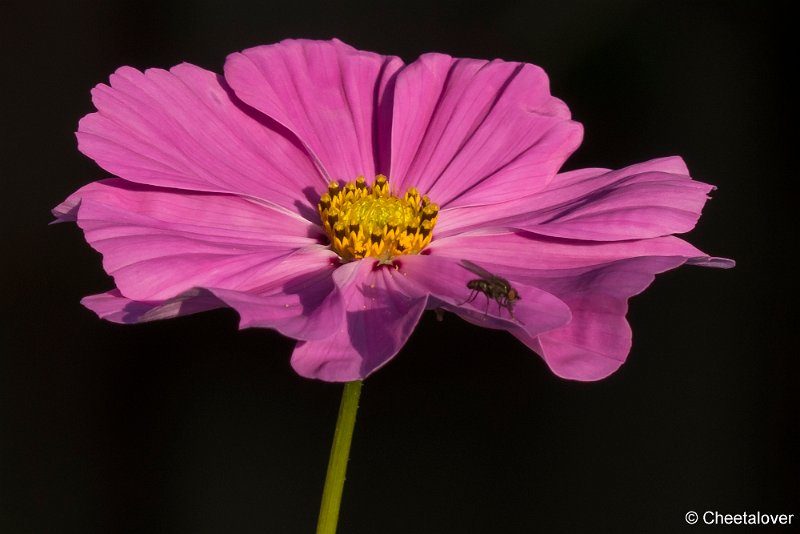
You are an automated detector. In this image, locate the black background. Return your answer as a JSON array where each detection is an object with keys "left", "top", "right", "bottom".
[{"left": 2, "top": 1, "right": 795, "bottom": 533}]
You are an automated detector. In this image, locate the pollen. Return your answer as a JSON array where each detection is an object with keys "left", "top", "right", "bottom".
[{"left": 318, "top": 175, "right": 439, "bottom": 262}]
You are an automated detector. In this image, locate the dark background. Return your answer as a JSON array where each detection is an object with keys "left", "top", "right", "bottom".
[{"left": 2, "top": 1, "right": 794, "bottom": 533}]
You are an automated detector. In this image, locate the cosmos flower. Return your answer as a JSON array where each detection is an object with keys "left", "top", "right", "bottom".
[{"left": 54, "top": 39, "right": 733, "bottom": 382}]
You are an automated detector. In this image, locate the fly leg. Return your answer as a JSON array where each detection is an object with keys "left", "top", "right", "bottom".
[{"left": 456, "top": 289, "right": 479, "bottom": 306}]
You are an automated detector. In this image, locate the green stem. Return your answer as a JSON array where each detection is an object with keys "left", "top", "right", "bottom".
[{"left": 316, "top": 380, "right": 363, "bottom": 534}]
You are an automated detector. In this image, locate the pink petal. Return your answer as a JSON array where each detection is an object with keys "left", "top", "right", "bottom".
[
  {"left": 515, "top": 157, "right": 715, "bottom": 240},
  {"left": 82, "top": 261, "right": 344, "bottom": 341},
  {"left": 78, "top": 62, "right": 324, "bottom": 212},
  {"left": 224, "top": 39, "right": 404, "bottom": 181},
  {"left": 205, "top": 250, "right": 344, "bottom": 340},
  {"left": 291, "top": 260, "right": 427, "bottom": 381},
  {"left": 389, "top": 53, "right": 582, "bottom": 207},
  {"left": 511, "top": 256, "right": 689, "bottom": 380},
  {"left": 429, "top": 229, "right": 727, "bottom": 272},
  {"left": 58, "top": 179, "right": 329, "bottom": 301},
  {"left": 82, "top": 288, "right": 224, "bottom": 323},
  {"left": 429, "top": 230, "right": 732, "bottom": 379},
  {"left": 436, "top": 157, "right": 718, "bottom": 239},
  {"left": 393, "top": 254, "right": 571, "bottom": 339}
]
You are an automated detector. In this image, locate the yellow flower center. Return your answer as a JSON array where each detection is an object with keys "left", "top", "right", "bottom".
[{"left": 318, "top": 175, "right": 439, "bottom": 263}]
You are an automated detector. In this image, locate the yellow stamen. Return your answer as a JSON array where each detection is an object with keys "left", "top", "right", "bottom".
[{"left": 317, "top": 175, "right": 439, "bottom": 262}]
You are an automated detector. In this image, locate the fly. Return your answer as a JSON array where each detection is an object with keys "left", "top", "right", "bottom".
[{"left": 458, "top": 260, "right": 522, "bottom": 322}]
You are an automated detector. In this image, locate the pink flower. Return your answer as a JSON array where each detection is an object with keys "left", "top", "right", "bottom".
[{"left": 54, "top": 39, "right": 733, "bottom": 382}]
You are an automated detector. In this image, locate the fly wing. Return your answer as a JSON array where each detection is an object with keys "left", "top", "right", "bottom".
[{"left": 459, "top": 260, "right": 495, "bottom": 279}]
